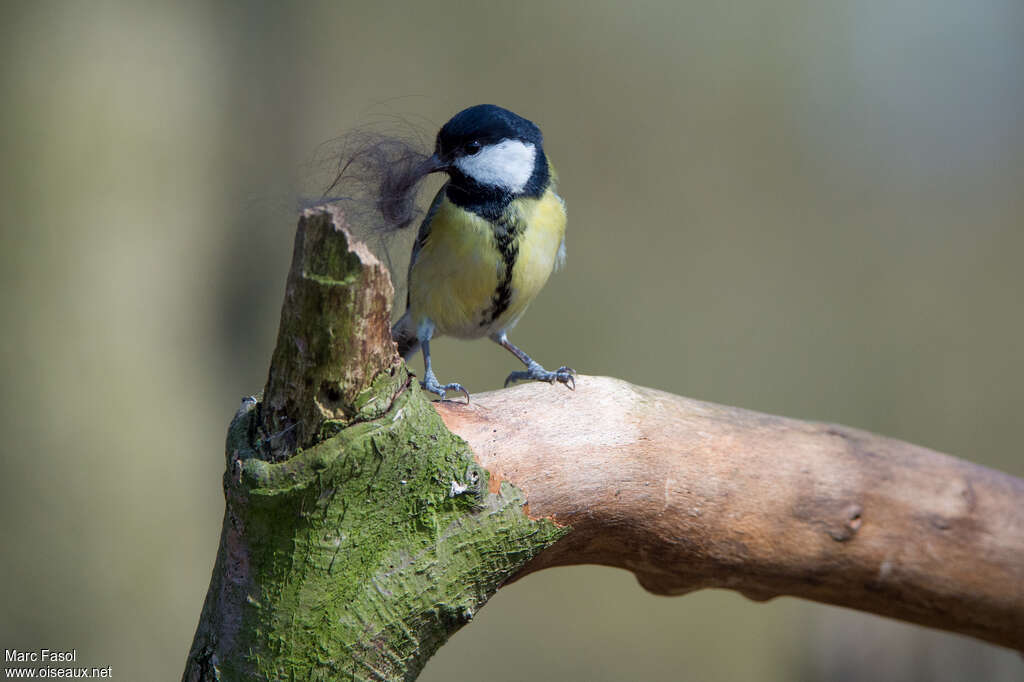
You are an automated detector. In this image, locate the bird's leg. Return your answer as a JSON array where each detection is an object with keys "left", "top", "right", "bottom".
[
  {"left": 419, "top": 334, "right": 470, "bottom": 403},
  {"left": 491, "top": 331, "right": 575, "bottom": 389}
]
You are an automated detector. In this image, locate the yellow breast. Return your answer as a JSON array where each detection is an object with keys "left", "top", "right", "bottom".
[
  {"left": 502, "top": 189, "right": 566, "bottom": 325},
  {"left": 407, "top": 186, "right": 566, "bottom": 339}
]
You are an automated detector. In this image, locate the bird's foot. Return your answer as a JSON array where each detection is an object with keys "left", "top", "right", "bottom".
[
  {"left": 421, "top": 370, "right": 470, "bottom": 403},
  {"left": 504, "top": 361, "right": 576, "bottom": 390}
]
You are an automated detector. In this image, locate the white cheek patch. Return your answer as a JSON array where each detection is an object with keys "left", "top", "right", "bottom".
[{"left": 454, "top": 139, "right": 536, "bottom": 193}]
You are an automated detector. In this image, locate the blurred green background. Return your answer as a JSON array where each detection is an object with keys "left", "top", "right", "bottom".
[{"left": 2, "top": 1, "right": 1022, "bottom": 680}]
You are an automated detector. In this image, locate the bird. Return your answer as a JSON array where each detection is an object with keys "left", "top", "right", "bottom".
[{"left": 391, "top": 104, "right": 574, "bottom": 402}]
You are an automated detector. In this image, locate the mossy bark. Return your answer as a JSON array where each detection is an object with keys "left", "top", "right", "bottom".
[
  {"left": 183, "top": 208, "right": 568, "bottom": 681},
  {"left": 260, "top": 208, "right": 406, "bottom": 460}
]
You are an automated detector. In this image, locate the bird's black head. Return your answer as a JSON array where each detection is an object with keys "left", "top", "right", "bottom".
[
  {"left": 435, "top": 104, "right": 544, "bottom": 160},
  {"left": 427, "top": 104, "right": 550, "bottom": 213}
]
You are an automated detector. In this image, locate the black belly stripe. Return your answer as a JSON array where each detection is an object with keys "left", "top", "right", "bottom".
[{"left": 480, "top": 216, "right": 520, "bottom": 327}]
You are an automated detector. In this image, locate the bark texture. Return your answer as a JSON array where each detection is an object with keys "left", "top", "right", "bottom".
[
  {"left": 261, "top": 207, "right": 404, "bottom": 460},
  {"left": 185, "top": 205, "right": 1024, "bottom": 682},
  {"left": 183, "top": 209, "right": 566, "bottom": 681},
  {"left": 436, "top": 378, "right": 1024, "bottom": 651}
]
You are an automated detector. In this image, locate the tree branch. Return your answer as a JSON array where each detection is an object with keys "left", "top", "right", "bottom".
[
  {"left": 183, "top": 209, "right": 566, "bottom": 681},
  {"left": 185, "top": 207, "right": 1023, "bottom": 682},
  {"left": 436, "top": 379, "right": 1024, "bottom": 651}
]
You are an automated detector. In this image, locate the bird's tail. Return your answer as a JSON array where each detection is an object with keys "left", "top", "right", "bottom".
[{"left": 391, "top": 311, "right": 420, "bottom": 360}]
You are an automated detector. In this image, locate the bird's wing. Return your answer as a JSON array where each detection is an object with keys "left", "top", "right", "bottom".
[{"left": 405, "top": 184, "right": 447, "bottom": 307}]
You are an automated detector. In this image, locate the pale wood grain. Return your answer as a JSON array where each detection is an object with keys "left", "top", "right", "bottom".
[{"left": 436, "top": 376, "right": 1024, "bottom": 651}]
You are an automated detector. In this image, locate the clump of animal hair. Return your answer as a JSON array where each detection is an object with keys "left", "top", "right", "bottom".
[{"left": 318, "top": 127, "right": 436, "bottom": 234}]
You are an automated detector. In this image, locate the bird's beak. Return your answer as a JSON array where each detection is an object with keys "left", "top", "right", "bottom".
[{"left": 419, "top": 153, "right": 448, "bottom": 175}]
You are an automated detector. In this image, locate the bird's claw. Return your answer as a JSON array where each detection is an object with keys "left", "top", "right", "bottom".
[
  {"left": 421, "top": 377, "right": 470, "bottom": 404},
  {"left": 504, "top": 363, "right": 576, "bottom": 390}
]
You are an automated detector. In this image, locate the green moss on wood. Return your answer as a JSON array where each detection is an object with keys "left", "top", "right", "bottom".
[
  {"left": 185, "top": 207, "right": 569, "bottom": 681},
  {"left": 201, "top": 384, "right": 567, "bottom": 681},
  {"left": 261, "top": 208, "right": 401, "bottom": 460}
]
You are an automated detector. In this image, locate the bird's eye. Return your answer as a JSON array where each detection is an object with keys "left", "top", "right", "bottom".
[{"left": 464, "top": 141, "right": 482, "bottom": 156}]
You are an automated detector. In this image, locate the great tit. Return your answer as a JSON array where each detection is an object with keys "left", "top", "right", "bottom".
[{"left": 391, "top": 104, "right": 574, "bottom": 401}]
